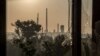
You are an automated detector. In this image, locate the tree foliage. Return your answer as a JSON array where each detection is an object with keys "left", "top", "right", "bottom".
[
  {"left": 14, "top": 20, "right": 41, "bottom": 38},
  {"left": 41, "top": 35, "right": 71, "bottom": 56},
  {"left": 12, "top": 20, "right": 72, "bottom": 56},
  {"left": 12, "top": 20, "right": 41, "bottom": 56}
]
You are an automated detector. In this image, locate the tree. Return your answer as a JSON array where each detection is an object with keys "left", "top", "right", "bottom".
[
  {"left": 12, "top": 20, "right": 41, "bottom": 56},
  {"left": 54, "top": 35, "right": 68, "bottom": 56},
  {"left": 41, "top": 35, "right": 71, "bottom": 56}
]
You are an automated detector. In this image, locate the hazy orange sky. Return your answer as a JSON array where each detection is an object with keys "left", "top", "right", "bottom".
[{"left": 7, "top": 0, "right": 92, "bottom": 34}]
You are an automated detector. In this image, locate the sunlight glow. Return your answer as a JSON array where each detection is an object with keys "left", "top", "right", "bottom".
[{"left": 22, "top": 0, "right": 39, "bottom": 5}]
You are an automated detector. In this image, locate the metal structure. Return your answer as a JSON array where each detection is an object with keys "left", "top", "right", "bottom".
[
  {"left": 37, "top": 13, "right": 39, "bottom": 24},
  {"left": 46, "top": 8, "right": 48, "bottom": 32}
]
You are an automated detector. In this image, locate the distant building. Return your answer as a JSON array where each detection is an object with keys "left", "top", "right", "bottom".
[{"left": 60, "top": 25, "right": 64, "bottom": 33}]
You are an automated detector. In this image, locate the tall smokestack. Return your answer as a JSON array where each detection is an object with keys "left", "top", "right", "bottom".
[
  {"left": 57, "top": 24, "right": 59, "bottom": 32},
  {"left": 46, "top": 8, "right": 48, "bottom": 32},
  {"left": 68, "top": 0, "right": 71, "bottom": 33},
  {"left": 37, "top": 13, "right": 39, "bottom": 24}
]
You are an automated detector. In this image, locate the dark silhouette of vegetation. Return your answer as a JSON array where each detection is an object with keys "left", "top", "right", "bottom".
[
  {"left": 11, "top": 20, "right": 72, "bottom": 56},
  {"left": 40, "top": 35, "right": 71, "bottom": 56},
  {"left": 83, "top": 42, "right": 90, "bottom": 56},
  {"left": 12, "top": 20, "right": 41, "bottom": 56},
  {"left": 54, "top": 35, "right": 71, "bottom": 56}
]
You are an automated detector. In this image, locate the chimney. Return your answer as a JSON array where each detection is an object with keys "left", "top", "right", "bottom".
[
  {"left": 37, "top": 13, "right": 39, "bottom": 24},
  {"left": 57, "top": 24, "right": 59, "bottom": 32},
  {"left": 46, "top": 8, "right": 48, "bottom": 32}
]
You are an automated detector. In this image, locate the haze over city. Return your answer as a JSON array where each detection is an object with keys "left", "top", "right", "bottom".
[{"left": 7, "top": 0, "right": 92, "bottom": 34}]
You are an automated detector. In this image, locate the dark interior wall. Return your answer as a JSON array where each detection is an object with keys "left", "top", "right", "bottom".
[
  {"left": 92, "top": 0, "right": 100, "bottom": 56},
  {"left": 92, "top": 0, "right": 100, "bottom": 29},
  {"left": 92, "top": 0, "right": 100, "bottom": 41},
  {"left": 0, "top": 0, "right": 6, "bottom": 56}
]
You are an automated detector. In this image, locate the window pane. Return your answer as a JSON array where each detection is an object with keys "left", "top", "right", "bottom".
[
  {"left": 6, "top": 0, "right": 72, "bottom": 56},
  {"left": 81, "top": 0, "right": 92, "bottom": 56}
]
